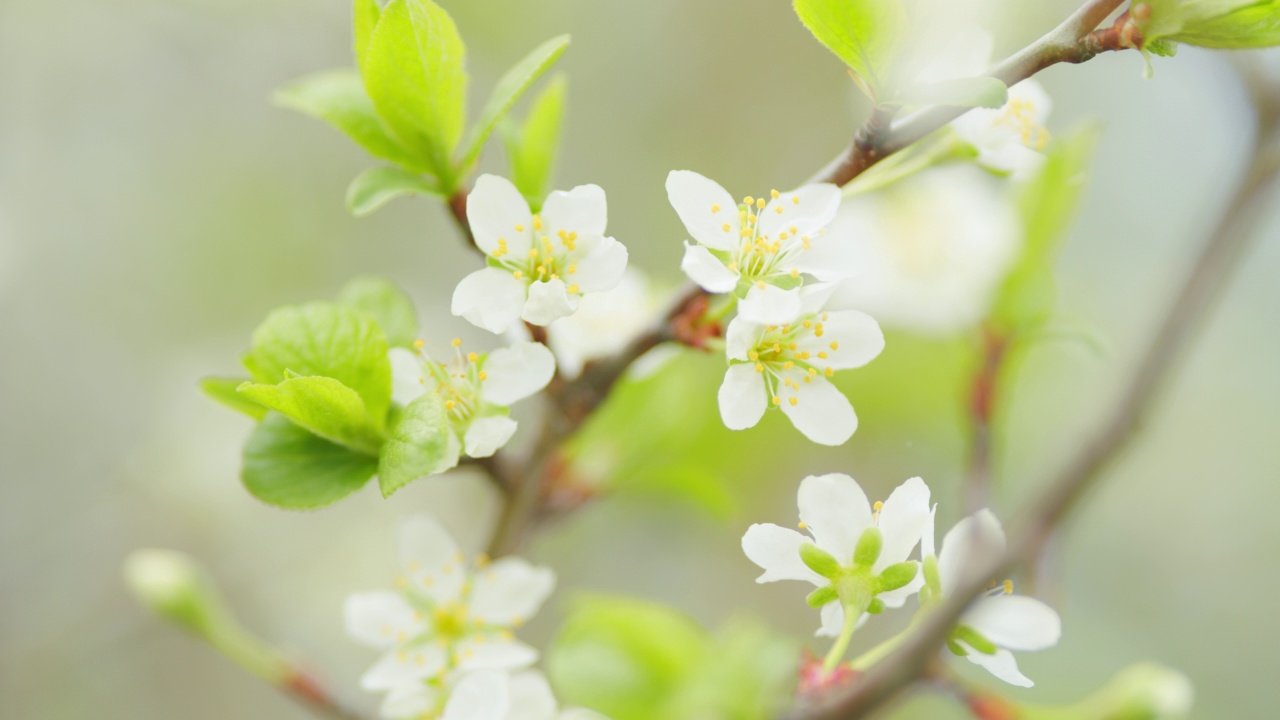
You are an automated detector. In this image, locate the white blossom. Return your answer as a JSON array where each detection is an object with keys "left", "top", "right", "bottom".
[
  {"left": 741, "top": 475, "right": 932, "bottom": 637},
  {"left": 345, "top": 516, "right": 556, "bottom": 715},
  {"left": 390, "top": 339, "right": 555, "bottom": 460},
  {"left": 923, "top": 509, "right": 1062, "bottom": 687},
  {"left": 452, "top": 174, "right": 629, "bottom": 333},
  {"left": 719, "top": 283, "right": 883, "bottom": 445},
  {"left": 384, "top": 669, "right": 610, "bottom": 720},
  {"left": 824, "top": 165, "right": 1020, "bottom": 335},
  {"left": 545, "top": 268, "right": 662, "bottom": 379},
  {"left": 952, "top": 79, "right": 1053, "bottom": 179},
  {"left": 666, "top": 170, "right": 845, "bottom": 324}
]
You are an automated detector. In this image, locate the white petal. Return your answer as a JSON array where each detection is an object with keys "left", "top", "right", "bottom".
[
  {"left": 666, "top": 170, "right": 740, "bottom": 251},
  {"left": 797, "top": 310, "right": 884, "bottom": 370},
  {"left": 961, "top": 644, "right": 1034, "bottom": 688},
  {"left": 738, "top": 283, "right": 803, "bottom": 325},
  {"left": 398, "top": 515, "right": 467, "bottom": 605},
  {"left": 966, "top": 595, "right": 1061, "bottom": 652},
  {"left": 724, "top": 316, "right": 762, "bottom": 362},
  {"left": 558, "top": 710, "right": 611, "bottom": 720},
  {"left": 507, "top": 670, "right": 559, "bottom": 720},
  {"left": 797, "top": 473, "right": 871, "bottom": 565},
  {"left": 681, "top": 242, "right": 739, "bottom": 293},
  {"left": 741, "top": 523, "right": 825, "bottom": 585},
  {"left": 360, "top": 645, "right": 447, "bottom": 690},
  {"left": 874, "top": 477, "right": 932, "bottom": 571},
  {"left": 779, "top": 374, "right": 857, "bottom": 446},
  {"left": 380, "top": 683, "right": 439, "bottom": 719},
  {"left": 816, "top": 600, "right": 844, "bottom": 638},
  {"left": 717, "top": 363, "right": 767, "bottom": 430},
  {"left": 389, "top": 347, "right": 428, "bottom": 406},
  {"left": 1011, "top": 79, "right": 1052, "bottom": 122},
  {"left": 541, "top": 183, "right": 608, "bottom": 238},
  {"left": 481, "top": 342, "right": 556, "bottom": 405},
  {"left": 572, "top": 236, "right": 628, "bottom": 293},
  {"left": 523, "top": 278, "right": 580, "bottom": 326},
  {"left": 921, "top": 504, "right": 938, "bottom": 559},
  {"left": 980, "top": 143, "right": 1046, "bottom": 179},
  {"left": 468, "top": 174, "right": 534, "bottom": 257},
  {"left": 757, "top": 183, "right": 840, "bottom": 242},
  {"left": 937, "top": 509, "right": 1006, "bottom": 594},
  {"left": 468, "top": 557, "right": 556, "bottom": 626},
  {"left": 343, "top": 591, "right": 423, "bottom": 649},
  {"left": 442, "top": 669, "right": 512, "bottom": 720},
  {"left": 464, "top": 416, "right": 519, "bottom": 458},
  {"left": 798, "top": 282, "right": 842, "bottom": 314},
  {"left": 454, "top": 637, "right": 540, "bottom": 672},
  {"left": 454, "top": 268, "right": 528, "bottom": 334}
]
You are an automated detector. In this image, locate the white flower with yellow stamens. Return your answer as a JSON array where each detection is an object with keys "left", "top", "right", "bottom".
[
  {"left": 665, "top": 170, "right": 846, "bottom": 324},
  {"left": 381, "top": 669, "right": 612, "bottom": 720},
  {"left": 921, "top": 509, "right": 1062, "bottom": 687},
  {"left": 452, "top": 174, "right": 629, "bottom": 333},
  {"left": 719, "top": 283, "right": 883, "bottom": 446},
  {"left": 345, "top": 516, "right": 556, "bottom": 716},
  {"left": 952, "top": 79, "right": 1053, "bottom": 179},
  {"left": 389, "top": 338, "right": 555, "bottom": 460}
]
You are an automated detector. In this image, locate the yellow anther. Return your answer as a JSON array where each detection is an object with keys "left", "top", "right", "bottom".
[
  {"left": 824, "top": 367, "right": 834, "bottom": 377},
  {"left": 771, "top": 395, "right": 781, "bottom": 406},
  {"left": 788, "top": 397, "right": 798, "bottom": 406},
  {"left": 808, "top": 367, "right": 817, "bottom": 376},
  {"left": 790, "top": 226, "right": 798, "bottom": 235},
  {"left": 774, "top": 205, "right": 784, "bottom": 214},
  {"left": 799, "top": 351, "right": 811, "bottom": 360},
  {"left": 528, "top": 248, "right": 539, "bottom": 258},
  {"left": 1003, "top": 579, "right": 1014, "bottom": 595},
  {"left": 550, "top": 273, "right": 559, "bottom": 281},
  {"left": 479, "top": 371, "right": 488, "bottom": 381},
  {"left": 783, "top": 361, "right": 794, "bottom": 370},
  {"left": 755, "top": 363, "right": 764, "bottom": 372},
  {"left": 772, "top": 343, "right": 782, "bottom": 353},
  {"left": 568, "top": 265, "right": 577, "bottom": 274},
  {"left": 535, "top": 264, "right": 545, "bottom": 274},
  {"left": 711, "top": 203, "right": 721, "bottom": 213},
  {"left": 467, "top": 352, "right": 478, "bottom": 362},
  {"left": 791, "top": 196, "right": 800, "bottom": 205},
  {"left": 513, "top": 270, "right": 523, "bottom": 279},
  {"left": 756, "top": 281, "right": 766, "bottom": 290},
  {"left": 814, "top": 327, "right": 824, "bottom": 338},
  {"left": 532, "top": 215, "right": 542, "bottom": 230},
  {"left": 770, "top": 189, "right": 780, "bottom": 199},
  {"left": 748, "top": 350, "right": 759, "bottom": 360},
  {"left": 822, "top": 312, "right": 830, "bottom": 321},
  {"left": 802, "top": 320, "right": 812, "bottom": 329},
  {"left": 743, "top": 196, "right": 754, "bottom": 205},
  {"left": 740, "top": 228, "right": 751, "bottom": 237},
  {"left": 817, "top": 351, "right": 828, "bottom": 359},
  {"left": 798, "top": 521, "right": 808, "bottom": 529},
  {"left": 790, "top": 268, "right": 799, "bottom": 278},
  {"left": 756, "top": 198, "right": 766, "bottom": 209},
  {"left": 747, "top": 214, "right": 756, "bottom": 225},
  {"left": 802, "top": 236, "right": 812, "bottom": 249},
  {"left": 568, "top": 284, "right": 580, "bottom": 294},
  {"left": 515, "top": 224, "right": 524, "bottom": 232},
  {"left": 829, "top": 341, "right": 839, "bottom": 350},
  {"left": 451, "top": 338, "right": 462, "bottom": 348},
  {"left": 413, "top": 339, "right": 425, "bottom": 349},
  {"left": 445, "top": 400, "right": 456, "bottom": 410},
  {"left": 804, "top": 375, "right": 813, "bottom": 383}
]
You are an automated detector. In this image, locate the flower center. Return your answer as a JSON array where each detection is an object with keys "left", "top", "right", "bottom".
[
  {"left": 490, "top": 214, "right": 583, "bottom": 294},
  {"left": 995, "top": 98, "right": 1049, "bottom": 150},
  {"left": 432, "top": 602, "right": 470, "bottom": 638},
  {"left": 746, "top": 315, "right": 839, "bottom": 407},
  {"left": 725, "top": 191, "right": 810, "bottom": 282},
  {"left": 413, "top": 339, "right": 490, "bottom": 426}
]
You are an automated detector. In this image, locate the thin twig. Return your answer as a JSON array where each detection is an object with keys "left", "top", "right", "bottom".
[
  {"left": 964, "top": 328, "right": 1009, "bottom": 514},
  {"left": 786, "top": 73, "right": 1280, "bottom": 720},
  {"left": 282, "top": 668, "right": 373, "bottom": 720}
]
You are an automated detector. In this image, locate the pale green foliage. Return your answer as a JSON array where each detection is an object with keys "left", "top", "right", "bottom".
[
  {"left": 1139, "top": 0, "right": 1280, "bottom": 48},
  {"left": 457, "top": 35, "right": 571, "bottom": 174},
  {"left": 242, "top": 413, "right": 380, "bottom": 509},
  {"left": 336, "top": 275, "right": 420, "bottom": 349},
  {"left": 346, "top": 166, "right": 440, "bottom": 216},
  {"left": 378, "top": 393, "right": 460, "bottom": 497},
  {"left": 895, "top": 76, "right": 1008, "bottom": 109},
  {"left": 199, "top": 376, "right": 266, "bottom": 420},
  {"left": 241, "top": 302, "right": 392, "bottom": 426},
  {"left": 503, "top": 75, "right": 569, "bottom": 211},
  {"left": 548, "top": 596, "right": 796, "bottom": 720},
  {"left": 274, "top": 70, "right": 423, "bottom": 170},
  {"left": 792, "top": 0, "right": 905, "bottom": 98},
  {"left": 238, "top": 377, "right": 385, "bottom": 455},
  {"left": 353, "top": 0, "right": 382, "bottom": 72}
]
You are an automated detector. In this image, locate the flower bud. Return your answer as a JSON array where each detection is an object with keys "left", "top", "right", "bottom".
[
  {"left": 1083, "top": 663, "right": 1194, "bottom": 719},
  {"left": 853, "top": 527, "right": 882, "bottom": 567},
  {"left": 124, "top": 549, "right": 224, "bottom": 637}
]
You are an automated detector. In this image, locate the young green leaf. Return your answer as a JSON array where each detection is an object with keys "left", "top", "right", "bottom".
[
  {"left": 274, "top": 69, "right": 424, "bottom": 170},
  {"left": 200, "top": 376, "right": 267, "bottom": 420},
  {"left": 241, "top": 302, "right": 392, "bottom": 426},
  {"left": 362, "top": 0, "right": 468, "bottom": 188},
  {"left": 457, "top": 34, "right": 571, "bottom": 173},
  {"left": 242, "top": 413, "right": 379, "bottom": 509},
  {"left": 894, "top": 76, "right": 1008, "bottom": 109},
  {"left": 377, "top": 392, "right": 459, "bottom": 497},
  {"left": 345, "top": 166, "right": 440, "bottom": 217},
  {"left": 792, "top": 0, "right": 905, "bottom": 97},
  {"left": 336, "top": 275, "right": 419, "bottom": 349},
  {"left": 1163, "top": 1, "right": 1280, "bottom": 48},
  {"left": 353, "top": 0, "right": 382, "bottom": 72},
  {"left": 502, "top": 74, "right": 567, "bottom": 210},
  {"left": 238, "top": 377, "right": 385, "bottom": 454}
]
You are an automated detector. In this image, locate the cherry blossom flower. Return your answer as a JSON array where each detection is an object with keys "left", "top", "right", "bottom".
[
  {"left": 666, "top": 170, "right": 844, "bottom": 324},
  {"left": 952, "top": 79, "right": 1053, "bottom": 179},
  {"left": 825, "top": 165, "right": 1019, "bottom": 335},
  {"left": 922, "top": 509, "right": 1062, "bottom": 687},
  {"left": 741, "top": 475, "right": 932, "bottom": 638},
  {"left": 345, "top": 516, "right": 556, "bottom": 714},
  {"left": 382, "top": 669, "right": 610, "bottom": 720},
  {"left": 453, "top": 175, "right": 629, "bottom": 333},
  {"left": 390, "top": 338, "right": 555, "bottom": 460},
  {"left": 719, "top": 283, "right": 883, "bottom": 445}
]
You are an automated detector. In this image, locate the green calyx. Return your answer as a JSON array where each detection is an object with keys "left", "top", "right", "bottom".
[
  {"left": 800, "top": 543, "right": 842, "bottom": 579},
  {"left": 797, "top": 527, "right": 921, "bottom": 611},
  {"left": 951, "top": 624, "right": 998, "bottom": 656},
  {"left": 853, "top": 526, "right": 883, "bottom": 567}
]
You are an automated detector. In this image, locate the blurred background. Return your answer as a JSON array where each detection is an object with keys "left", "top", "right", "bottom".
[{"left": 2, "top": 0, "right": 1278, "bottom": 718}]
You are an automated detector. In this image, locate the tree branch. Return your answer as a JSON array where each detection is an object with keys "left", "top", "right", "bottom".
[{"left": 786, "top": 71, "right": 1280, "bottom": 720}]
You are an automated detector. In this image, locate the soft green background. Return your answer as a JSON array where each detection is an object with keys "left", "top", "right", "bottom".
[{"left": 2, "top": 0, "right": 1278, "bottom": 718}]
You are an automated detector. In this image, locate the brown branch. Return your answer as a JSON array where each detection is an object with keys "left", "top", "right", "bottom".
[
  {"left": 786, "top": 74, "right": 1280, "bottom": 720},
  {"left": 964, "top": 327, "right": 1010, "bottom": 514},
  {"left": 283, "top": 669, "right": 372, "bottom": 720}
]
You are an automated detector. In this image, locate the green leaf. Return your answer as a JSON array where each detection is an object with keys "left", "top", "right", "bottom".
[
  {"left": 336, "top": 275, "right": 419, "bottom": 348},
  {"left": 241, "top": 302, "right": 392, "bottom": 426},
  {"left": 377, "top": 392, "right": 459, "bottom": 497},
  {"left": 200, "top": 376, "right": 266, "bottom": 420},
  {"left": 1138, "top": 0, "right": 1273, "bottom": 45},
  {"left": 242, "top": 413, "right": 378, "bottom": 509},
  {"left": 457, "top": 34, "right": 570, "bottom": 173},
  {"left": 274, "top": 69, "right": 423, "bottom": 170},
  {"left": 792, "top": 0, "right": 904, "bottom": 97},
  {"left": 346, "top": 166, "right": 441, "bottom": 217},
  {"left": 363, "top": 0, "right": 468, "bottom": 187},
  {"left": 894, "top": 76, "right": 1008, "bottom": 109},
  {"left": 238, "top": 377, "right": 384, "bottom": 455},
  {"left": 1166, "top": 1, "right": 1280, "bottom": 47},
  {"left": 667, "top": 617, "right": 799, "bottom": 720},
  {"left": 502, "top": 74, "right": 567, "bottom": 210},
  {"left": 353, "top": 0, "right": 382, "bottom": 72}
]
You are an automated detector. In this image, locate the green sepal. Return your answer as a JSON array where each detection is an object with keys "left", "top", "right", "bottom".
[
  {"left": 875, "top": 561, "right": 918, "bottom": 593},
  {"left": 922, "top": 555, "right": 943, "bottom": 600},
  {"left": 346, "top": 166, "right": 441, "bottom": 217},
  {"left": 377, "top": 391, "right": 460, "bottom": 497},
  {"left": 799, "top": 543, "right": 842, "bottom": 579},
  {"left": 946, "top": 638, "right": 968, "bottom": 656},
  {"left": 200, "top": 376, "right": 267, "bottom": 420},
  {"left": 953, "top": 625, "right": 998, "bottom": 655},
  {"left": 336, "top": 275, "right": 419, "bottom": 349},
  {"left": 237, "top": 376, "right": 385, "bottom": 455},
  {"left": 806, "top": 585, "right": 839, "bottom": 608},
  {"left": 866, "top": 597, "right": 885, "bottom": 614},
  {"left": 242, "top": 413, "right": 379, "bottom": 509},
  {"left": 853, "top": 526, "right": 883, "bottom": 567}
]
